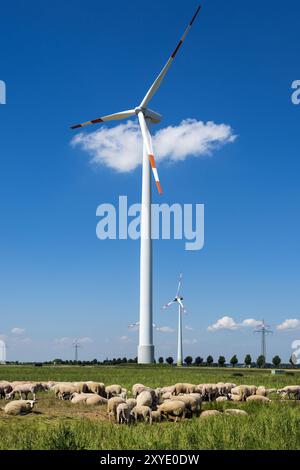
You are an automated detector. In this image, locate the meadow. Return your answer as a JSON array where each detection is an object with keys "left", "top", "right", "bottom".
[{"left": 0, "top": 365, "right": 300, "bottom": 450}]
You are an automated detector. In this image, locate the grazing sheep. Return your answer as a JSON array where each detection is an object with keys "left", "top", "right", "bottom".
[
  {"left": 131, "top": 405, "right": 152, "bottom": 423},
  {"left": 116, "top": 403, "right": 131, "bottom": 424},
  {"left": 216, "top": 396, "right": 228, "bottom": 402},
  {"left": 150, "top": 410, "right": 162, "bottom": 423},
  {"left": 3, "top": 400, "right": 36, "bottom": 416},
  {"left": 52, "top": 383, "right": 77, "bottom": 400},
  {"left": 72, "top": 382, "right": 89, "bottom": 393},
  {"left": 136, "top": 390, "right": 153, "bottom": 408},
  {"left": 159, "top": 392, "right": 173, "bottom": 403},
  {"left": 256, "top": 386, "right": 267, "bottom": 397},
  {"left": 199, "top": 384, "right": 218, "bottom": 401},
  {"left": 160, "top": 385, "right": 176, "bottom": 395},
  {"left": 85, "top": 381, "right": 105, "bottom": 396},
  {"left": 157, "top": 400, "right": 186, "bottom": 421},
  {"left": 174, "top": 383, "right": 196, "bottom": 395},
  {"left": 246, "top": 395, "right": 270, "bottom": 403},
  {"left": 107, "top": 397, "right": 125, "bottom": 421},
  {"left": 200, "top": 410, "right": 222, "bottom": 418},
  {"left": 126, "top": 398, "right": 137, "bottom": 410},
  {"left": 0, "top": 381, "right": 12, "bottom": 399},
  {"left": 225, "top": 409, "right": 248, "bottom": 416},
  {"left": 277, "top": 386, "right": 300, "bottom": 400},
  {"left": 132, "top": 384, "right": 147, "bottom": 398},
  {"left": 105, "top": 384, "right": 122, "bottom": 399},
  {"left": 6, "top": 382, "right": 44, "bottom": 401},
  {"left": 177, "top": 394, "right": 201, "bottom": 416},
  {"left": 230, "top": 385, "right": 251, "bottom": 401}
]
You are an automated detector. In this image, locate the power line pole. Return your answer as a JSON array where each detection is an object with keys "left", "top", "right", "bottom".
[
  {"left": 72, "top": 340, "right": 81, "bottom": 362},
  {"left": 254, "top": 320, "right": 273, "bottom": 360}
]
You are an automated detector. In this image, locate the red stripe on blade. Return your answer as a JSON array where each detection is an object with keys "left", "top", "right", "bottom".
[
  {"left": 71, "top": 124, "right": 82, "bottom": 129},
  {"left": 91, "top": 118, "right": 103, "bottom": 124},
  {"left": 156, "top": 181, "right": 163, "bottom": 194},
  {"left": 149, "top": 154, "right": 156, "bottom": 168}
]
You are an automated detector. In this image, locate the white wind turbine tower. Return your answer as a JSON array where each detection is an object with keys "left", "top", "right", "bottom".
[
  {"left": 163, "top": 274, "right": 186, "bottom": 367},
  {"left": 71, "top": 6, "right": 202, "bottom": 363}
]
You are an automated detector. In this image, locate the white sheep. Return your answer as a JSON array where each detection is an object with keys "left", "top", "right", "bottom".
[
  {"left": 200, "top": 410, "right": 222, "bottom": 418},
  {"left": 277, "top": 386, "right": 300, "bottom": 400},
  {"left": 105, "top": 384, "right": 122, "bottom": 399},
  {"left": 246, "top": 395, "right": 270, "bottom": 403},
  {"left": 225, "top": 409, "right": 248, "bottom": 416},
  {"left": 116, "top": 403, "right": 131, "bottom": 424},
  {"left": 126, "top": 398, "right": 137, "bottom": 410},
  {"left": 3, "top": 400, "right": 36, "bottom": 416},
  {"left": 136, "top": 390, "right": 153, "bottom": 408},
  {"left": 85, "top": 381, "right": 105, "bottom": 396},
  {"left": 6, "top": 382, "right": 44, "bottom": 401},
  {"left": 130, "top": 405, "right": 152, "bottom": 423},
  {"left": 0, "top": 381, "right": 12, "bottom": 399},
  {"left": 216, "top": 396, "right": 228, "bottom": 402},
  {"left": 150, "top": 409, "right": 162, "bottom": 423},
  {"left": 107, "top": 397, "right": 125, "bottom": 421},
  {"left": 157, "top": 400, "right": 186, "bottom": 421}
]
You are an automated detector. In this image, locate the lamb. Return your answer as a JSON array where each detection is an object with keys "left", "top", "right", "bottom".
[
  {"left": 150, "top": 410, "right": 162, "bottom": 423},
  {"left": 246, "top": 395, "right": 270, "bottom": 403},
  {"left": 116, "top": 403, "right": 131, "bottom": 424},
  {"left": 130, "top": 405, "right": 152, "bottom": 423},
  {"left": 277, "top": 386, "right": 300, "bottom": 400},
  {"left": 105, "top": 384, "right": 122, "bottom": 399},
  {"left": 3, "top": 400, "right": 36, "bottom": 416},
  {"left": 136, "top": 390, "right": 153, "bottom": 408},
  {"left": 107, "top": 397, "right": 125, "bottom": 421},
  {"left": 0, "top": 381, "right": 12, "bottom": 399},
  {"left": 200, "top": 410, "right": 222, "bottom": 418},
  {"left": 6, "top": 382, "right": 44, "bottom": 401},
  {"left": 225, "top": 409, "right": 248, "bottom": 416},
  {"left": 157, "top": 400, "right": 186, "bottom": 421}
]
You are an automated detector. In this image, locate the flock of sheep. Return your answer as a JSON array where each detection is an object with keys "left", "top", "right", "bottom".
[{"left": 1, "top": 379, "right": 300, "bottom": 422}]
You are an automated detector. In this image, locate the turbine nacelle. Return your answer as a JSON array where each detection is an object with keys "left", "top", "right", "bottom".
[{"left": 138, "top": 107, "right": 162, "bottom": 124}]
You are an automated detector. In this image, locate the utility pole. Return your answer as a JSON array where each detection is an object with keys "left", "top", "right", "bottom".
[
  {"left": 254, "top": 320, "right": 273, "bottom": 360},
  {"left": 72, "top": 340, "right": 81, "bottom": 362}
]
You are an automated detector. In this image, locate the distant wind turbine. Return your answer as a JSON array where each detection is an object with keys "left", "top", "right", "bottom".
[{"left": 163, "top": 273, "right": 187, "bottom": 366}]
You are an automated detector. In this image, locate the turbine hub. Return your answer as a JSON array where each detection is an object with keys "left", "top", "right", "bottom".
[{"left": 135, "top": 106, "right": 142, "bottom": 115}]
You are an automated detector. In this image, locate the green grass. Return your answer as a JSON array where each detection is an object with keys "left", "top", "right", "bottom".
[{"left": 1, "top": 365, "right": 300, "bottom": 450}]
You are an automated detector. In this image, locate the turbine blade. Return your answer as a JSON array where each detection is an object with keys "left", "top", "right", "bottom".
[
  {"left": 163, "top": 300, "right": 176, "bottom": 309},
  {"left": 178, "top": 299, "right": 184, "bottom": 309},
  {"left": 138, "top": 112, "right": 163, "bottom": 194},
  {"left": 70, "top": 109, "right": 135, "bottom": 129},
  {"left": 176, "top": 273, "right": 183, "bottom": 297},
  {"left": 140, "top": 5, "right": 202, "bottom": 108}
]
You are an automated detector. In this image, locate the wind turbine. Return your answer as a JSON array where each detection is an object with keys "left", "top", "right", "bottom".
[
  {"left": 163, "top": 274, "right": 186, "bottom": 366},
  {"left": 71, "top": 6, "right": 202, "bottom": 364}
]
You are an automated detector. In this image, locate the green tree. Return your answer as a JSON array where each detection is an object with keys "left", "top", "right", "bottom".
[
  {"left": 206, "top": 355, "right": 214, "bottom": 366},
  {"left": 256, "top": 355, "right": 265, "bottom": 368},
  {"left": 166, "top": 356, "right": 174, "bottom": 365},
  {"left": 184, "top": 356, "right": 193, "bottom": 366},
  {"left": 272, "top": 355, "right": 281, "bottom": 367},
  {"left": 244, "top": 354, "right": 252, "bottom": 367},
  {"left": 194, "top": 356, "right": 203, "bottom": 366},
  {"left": 218, "top": 356, "right": 226, "bottom": 367},
  {"left": 230, "top": 355, "right": 238, "bottom": 367},
  {"left": 158, "top": 357, "right": 164, "bottom": 364}
]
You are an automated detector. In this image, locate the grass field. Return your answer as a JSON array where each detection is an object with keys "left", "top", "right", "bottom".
[{"left": 1, "top": 365, "right": 300, "bottom": 450}]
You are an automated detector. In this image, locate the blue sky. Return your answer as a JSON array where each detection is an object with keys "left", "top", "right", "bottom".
[{"left": 0, "top": 0, "right": 300, "bottom": 362}]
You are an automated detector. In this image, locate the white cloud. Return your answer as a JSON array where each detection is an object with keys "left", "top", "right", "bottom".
[
  {"left": 78, "top": 337, "right": 93, "bottom": 344},
  {"left": 11, "top": 327, "right": 25, "bottom": 335},
  {"left": 277, "top": 319, "right": 300, "bottom": 331},
  {"left": 155, "top": 326, "right": 175, "bottom": 333},
  {"left": 71, "top": 119, "right": 236, "bottom": 173},
  {"left": 241, "top": 319, "right": 261, "bottom": 328},
  {"left": 183, "top": 339, "right": 198, "bottom": 345},
  {"left": 185, "top": 325, "right": 194, "bottom": 331},
  {"left": 208, "top": 316, "right": 239, "bottom": 331},
  {"left": 120, "top": 335, "right": 129, "bottom": 342},
  {"left": 54, "top": 336, "right": 93, "bottom": 346}
]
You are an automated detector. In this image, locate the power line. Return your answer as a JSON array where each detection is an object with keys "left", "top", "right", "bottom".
[{"left": 254, "top": 319, "right": 273, "bottom": 360}]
